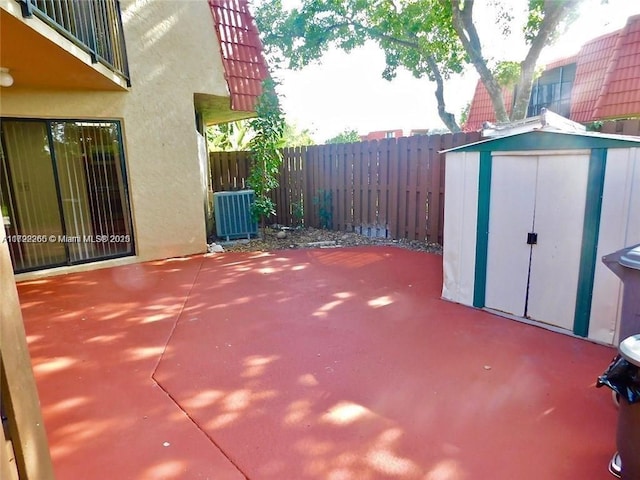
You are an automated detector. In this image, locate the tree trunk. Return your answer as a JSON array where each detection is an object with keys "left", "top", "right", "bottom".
[
  {"left": 510, "top": 0, "right": 581, "bottom": 120},
  {"left": 426, "top": 55, "right": 461, "bottom": 132},
  {"left": 451, "top": 0, "right": 510, "bottom": 124}
]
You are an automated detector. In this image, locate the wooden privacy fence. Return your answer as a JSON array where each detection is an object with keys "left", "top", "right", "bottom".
[
  {"left": 210, "top": 132, "right": 480, "bottom": 244},
  {"left": 597, "top": 118, "right": 640, "bottom": 136}
]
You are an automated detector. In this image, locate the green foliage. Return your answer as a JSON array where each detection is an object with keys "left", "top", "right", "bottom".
[
  {"left": 246, "top": 78, "right": 286, "bottom": 230},
  {"left": 313, "top": 189, "right": 333, "bottom": 230},
  {"left": 492, "top": 61, "right": 521, "bottom": 88},
  {"left": 255, "top": 0, "right": 466, "bottom": 81},
  {"left": 586, "top": 120, "right": 603, "bottom": 132},
  {"left": 459, "top": 101, "right": 471, "bottom": 127},
  {"left": 325, "top": 128, "right": 361, "bottom": 144},
  {"left": 524, "top": 0, "right": 580, "bottom": 45},
  {"left": 208, "top": 119, "right": 314, "bottom": 151},
  {"left": 283, "top": 122, "right": 316, "bottom": 147},
  {"left": 251, "top": 195, "right": 276, "bottom": 220},
  {"left": 207, "top": 120, "right": 253, "bottom": 151},
  {"left": 291, "top": 200, "right": 304, "bottom": 227},
  {"left": 524, "top": 0, "right": 545, "bottom": 43}
]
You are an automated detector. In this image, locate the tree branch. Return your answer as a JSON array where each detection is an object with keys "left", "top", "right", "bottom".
[
  {"left": 425, "top": 54, "right": 461, "bottom": 132},
  {"left": 511, "top": 0, "right": 581, "bottom": 119},
  {"left": 329, "top": 21, "right": 460, "bottom": 131},
  {"left": 450, "top": 0, "right": 509, "bottom": 123}
]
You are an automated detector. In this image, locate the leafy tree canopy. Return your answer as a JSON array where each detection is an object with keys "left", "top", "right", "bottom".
[
  {"left": 207, "top": 119, "right": 316, "bottom": 151},
  {"left": 325, "top": 128, "right": 361, "bottom": 144},
  {"left": 207, "top": 120, "right": 254, "bottom": 152},
  {"left": 253, "top": 0, "right": 581, "bottom": 131},
  {"left": 283, "top": 122, "right": 317, "bottom": 147}
]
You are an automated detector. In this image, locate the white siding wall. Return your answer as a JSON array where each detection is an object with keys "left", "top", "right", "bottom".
[
  {"left": 442, "top": 151, "right": 480, "bottom": 305},
  {"left": 590, "top": 147, "right": 640, "bottom": 344}
]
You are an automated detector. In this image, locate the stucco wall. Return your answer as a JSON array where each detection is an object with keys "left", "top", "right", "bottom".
[{"left": 1, "top": 0, "right": 231, "bottom": 268}]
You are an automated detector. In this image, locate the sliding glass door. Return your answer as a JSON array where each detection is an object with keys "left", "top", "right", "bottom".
[{"left": 1, "top": 119, "right": 134, "bottom": 273}]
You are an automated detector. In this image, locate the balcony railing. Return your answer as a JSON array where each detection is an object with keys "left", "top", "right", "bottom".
[{"left": 18, "top": 0, "right": 130, "bottom": 86}]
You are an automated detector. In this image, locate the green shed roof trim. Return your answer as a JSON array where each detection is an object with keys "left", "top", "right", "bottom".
[{"left": 443, "top": 130, "right": 640, "bottom": 153}]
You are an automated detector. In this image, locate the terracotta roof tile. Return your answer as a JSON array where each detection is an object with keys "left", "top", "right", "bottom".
[
  {"left": 594, "top": 15, "right": 640, "bottom": 119},
  {"left": 546, "top": 55, "right": 577, "bottom": 70},
  {"left": 463, "top": 82, "right": 514, "bottom": 132},
  {"left": 570, "top": 30, "right": 619, "bottom": 122},
  {"left": 209, "top": 0, "right": 269, "bottom": 113}
]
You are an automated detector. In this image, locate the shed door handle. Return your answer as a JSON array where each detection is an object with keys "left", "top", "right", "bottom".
[{"left": 527, "top": 232, "right": 538, "bottom": 245}]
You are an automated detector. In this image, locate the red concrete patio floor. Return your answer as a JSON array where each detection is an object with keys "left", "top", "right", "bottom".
[{"left": 18, "top": 247, "right": 620, "bottom": 479}]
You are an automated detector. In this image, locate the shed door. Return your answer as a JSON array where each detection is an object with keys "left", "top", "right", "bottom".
[{"left": 485, "top": 153, "right": 589, "bottom": 330}]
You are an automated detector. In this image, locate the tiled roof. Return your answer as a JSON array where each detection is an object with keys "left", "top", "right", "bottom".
[
  {"left": 570, "top": 31, "right": 618, "bottom": 122},
  {"left": 209, "top": 0, "right": 269, "bottom": 113},
  {"left": 593, "top": 15, "right": 640, "bottom": 120},
  {"left": 463, "top": 82, "right": 513, "bottom": 132},
  {"left": 545, "top": 55, "right": 577, "bottom": 70},
  {"left": 464, "top": 14, "right": 640, "bottom": 131}
]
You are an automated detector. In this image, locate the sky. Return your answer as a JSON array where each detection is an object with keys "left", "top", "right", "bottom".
[{"left": 263, "top": 0, "right": 640, "bottom": 143}]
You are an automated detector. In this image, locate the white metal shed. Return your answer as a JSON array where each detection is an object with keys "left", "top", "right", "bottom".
[{"left": 442, "top": 127, "right": 640, "bottom": 345}]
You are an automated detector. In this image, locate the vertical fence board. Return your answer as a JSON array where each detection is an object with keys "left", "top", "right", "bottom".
[
  {"left": 416, "top": 135, "right": 429, "bottom": 241},
  {"left": 368, "top": 141, "right": 377, "bottom": 234},
  {"left": 232, "top": 151, "right": 240, "bottom": 189},
  {"left": 405, "top": 136, "right": 420, "bottom": 240},
  {"left": 316, "top": 144, "right": 325, "bottom": 228},
  {"left": 398, "top": 137, "right": 410, "bottom": 239},
  {"left": 352, "top": 142, "right": 363, "bottom": 230},
  {"left": 281, "top": 149, "right": 289, "bottom": 223},
  {"left": 316, "top": 144, "right": 324, "bottom": 227},
  {"left": 340, "top": 142, "right": 351, "bottom": 231},
  {"left": 296, "top": 146, "right": 305, "bottom": 225},
  {"left": 377, "top": 140, "right": 389, "bottom": 236},
  {"left": 427, "top": 134, "right": 443, "bottom": 244},
  {"left": 219, "top": 153, "right": 229, "bottom": 190},
  {"left": 306, "top": 145, "right": 317, "bottom": 227},
  {"left": 364, "top": 140, "right": 375, "bottom": 233},
  {"left": 274, "top": 148, "right": 287, "bottom": 224},
  {"left": 345, "top": 143, "right": 353, "bottom": 232},
  {"left": 329, "top": 143, "right": 340, "bottom": 231},
  {"left": 328, "top": 143, "right": 339, "bottom": 230},
  {"left": 387, "top": 138, "right": 400, "bottom": 239},
  {"left": 323, "top": 143, "right": 333, "bottom": 228}
]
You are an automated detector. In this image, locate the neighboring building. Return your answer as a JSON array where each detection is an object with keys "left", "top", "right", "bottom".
[
  {"left": 0, "top": 0, "right": 268, "bottom": 275},
  {"left": 360, "top": 128, "right": 430, "bottom": 141},
  {"left": 408, "top": 128, "right": 430, "bottom": 136},
  {"left": 360, "top": 129, "right": 403, "bottom": 141},
  {"left": 464, "top": 14, "right": 640, "bottom": 131}
]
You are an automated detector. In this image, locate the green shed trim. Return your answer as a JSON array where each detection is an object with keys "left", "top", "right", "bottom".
[
  {"left": 473, "top": 151, "right": 492, "bottom": 308},
  {"left": 444, "top": 130, "right": 640, "bottom": 153},
  {"left": 573, "top": 148, "right": 608, "bottom": 337}
]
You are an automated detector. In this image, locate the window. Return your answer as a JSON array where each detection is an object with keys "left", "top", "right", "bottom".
[
  {"left": 527, "top": 64, "right": 576, "bottom": 118},
  {"left": 1, "top": 119, "right": 134, "bottom": 272}
]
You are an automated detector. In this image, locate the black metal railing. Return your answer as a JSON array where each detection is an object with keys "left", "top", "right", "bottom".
[{"left": 18, "top": 0, "right": 130, "bottom": 86}]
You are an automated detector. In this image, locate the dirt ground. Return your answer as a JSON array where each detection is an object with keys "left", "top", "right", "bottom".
[{"left": 210, "top": 226, "right": 443, "bottom": 254}]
